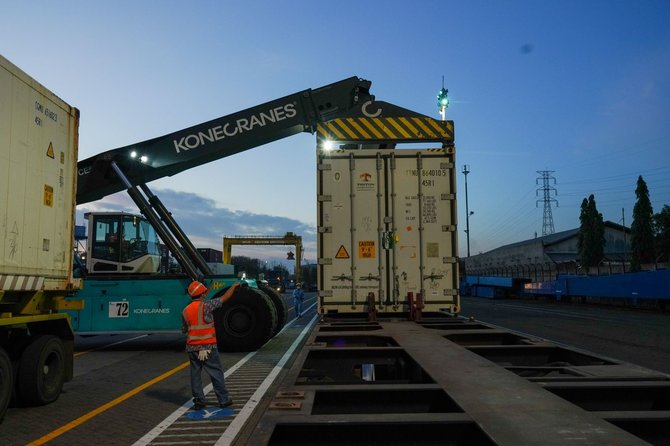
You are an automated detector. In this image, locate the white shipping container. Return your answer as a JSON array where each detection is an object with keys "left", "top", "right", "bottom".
[
  {"left": 0, "top": 55, "right": 79, "bottom": 291},
  {"left": 318, "top": 147, "right": 459, "bottom": 315}
]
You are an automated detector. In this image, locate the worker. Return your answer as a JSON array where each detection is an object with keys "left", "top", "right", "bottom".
[
  {"left": 105, "top": 232, "right": 119, "bottom": 261},
  {"left": 292, "top": 282, "right": 305, "bottom": 317},
  {"left": 182, "top": 280, "right": 241, "bottom": 410}
]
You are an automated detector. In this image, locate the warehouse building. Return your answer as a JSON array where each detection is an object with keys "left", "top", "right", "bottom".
[{"left": 463, "top": 221, "right": 630, "bottom": 280}]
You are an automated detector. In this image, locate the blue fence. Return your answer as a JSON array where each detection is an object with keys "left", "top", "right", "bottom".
[
  {"left": 463, "top": 270, "right": 670, "bottom": 302},
  {"left": 460, "top": 276, "right": 530, "bottom": 299},
  {"left": 523, "top": 270, "right": 670, "bottom": 301}
]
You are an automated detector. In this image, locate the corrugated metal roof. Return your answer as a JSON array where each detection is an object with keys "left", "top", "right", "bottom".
[{"left": 483, "top": 221, "right": 628, "bottom": 254}]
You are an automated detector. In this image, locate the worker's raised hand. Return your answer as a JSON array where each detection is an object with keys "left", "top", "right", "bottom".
[{"left": 221, "top": 282, "right": 242, "bottom": 302}]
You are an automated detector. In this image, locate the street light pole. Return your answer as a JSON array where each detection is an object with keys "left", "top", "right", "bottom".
[{"left": 462, "top": 164, "right": 471, "bottom": 257}]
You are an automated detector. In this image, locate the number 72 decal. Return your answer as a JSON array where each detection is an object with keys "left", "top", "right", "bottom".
[{"left": 109, "top": 301, "right": 129, "bottom": 318}]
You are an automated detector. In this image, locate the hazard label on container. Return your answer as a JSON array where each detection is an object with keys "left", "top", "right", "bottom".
[
  {"left": 46, "top": 142, "right": 55, "bottom": 159},
  {"left": 335, "top": 245, "right": 350, "bottom": 259},
  {"left": 44, "top": 185, "right": 54, "bottom": 207},
  {"left": 358, "top": 240, "right": 376, "bottom": 259}
]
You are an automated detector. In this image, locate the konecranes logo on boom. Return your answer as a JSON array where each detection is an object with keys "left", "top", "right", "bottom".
[{"left": 173, "top": 103, "right": 297, "bottom": 153}]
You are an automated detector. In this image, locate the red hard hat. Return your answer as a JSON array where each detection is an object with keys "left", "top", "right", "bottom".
[{"left": 188, "top": 281, "right": 207, "bottom": 298}]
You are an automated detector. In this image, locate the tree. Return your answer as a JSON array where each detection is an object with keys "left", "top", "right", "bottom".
[
  {"left": 577, "top": 194, "right": 605, "bottom": 270},
  {"left": 654, "top": 204, "right": 670, "bottom": 262},
  {"left": 630, "top": 176, "right": 655, "bottom": 271},
  {"left": 577, "top": 197, "right": 590, "bottom": 267},
  {"left": 301, "top": 263, "right": 317, "bottom": 288},
  {"left": 231, "top": 256, "right": 263, "bottom": 278}
]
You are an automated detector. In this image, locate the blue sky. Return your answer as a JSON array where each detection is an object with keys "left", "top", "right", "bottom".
[{"left": 2, "top": 1, "right": 669, "bottom": 268}]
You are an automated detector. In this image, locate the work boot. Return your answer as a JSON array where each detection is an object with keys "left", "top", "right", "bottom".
[
  {"left": 193, "top": 401, "right": 206, "bottom": 410},
  {"left": 219, "top": 399, "right": 234, "bottom": 408}
]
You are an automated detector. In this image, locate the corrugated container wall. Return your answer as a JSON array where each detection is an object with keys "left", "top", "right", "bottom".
[
  {"left": 318, "top": 148, "right": 459, "bottom": 315},
  {"left": 0, "top": 55, "right": 79, "bottom": 291}
]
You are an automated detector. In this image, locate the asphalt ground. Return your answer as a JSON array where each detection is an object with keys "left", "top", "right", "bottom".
[
  {"left": 0, "top": 293, "right": 317, "bottom": 446},
  {"left": 460, "top": 295, "right": 670, "bottom": 374}
]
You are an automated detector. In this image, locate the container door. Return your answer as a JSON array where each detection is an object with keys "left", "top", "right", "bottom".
[
  {"left": 389, "top": 150, "right": 459, "bottom": 313},
  {"left": 318, "top": 151, "right": 387, "bottom": 313}
]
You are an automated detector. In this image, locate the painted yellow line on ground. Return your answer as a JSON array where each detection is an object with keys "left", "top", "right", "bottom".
[{"left": 27, "top": 361, "right": 189, "bottom": 446}]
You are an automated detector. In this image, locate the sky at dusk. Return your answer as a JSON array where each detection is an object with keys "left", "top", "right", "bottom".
[{"left": 2, "top": 1, "right": 669, "bottom": 269}]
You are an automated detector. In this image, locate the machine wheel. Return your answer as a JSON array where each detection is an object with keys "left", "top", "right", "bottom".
[
  {"left": 258, "top": 284, "right": 289, "bottom": 336},
  {"left": 17, "top": 335, "right": 65, "bottom": 406},
  {"left": 0, "top": 348, "right": 12, "bottom": 422},
  {"left": 213, "top": 286, "right": 278, "bottom": 352}
]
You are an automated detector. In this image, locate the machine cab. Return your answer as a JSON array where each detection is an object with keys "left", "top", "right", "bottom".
[{"left": 85, "top": 212, "right": 160, "bottom": 274}]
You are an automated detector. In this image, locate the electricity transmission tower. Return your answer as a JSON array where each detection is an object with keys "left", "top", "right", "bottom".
[{"left": 536, "top": 170, "right": 558, "bottom": 236}]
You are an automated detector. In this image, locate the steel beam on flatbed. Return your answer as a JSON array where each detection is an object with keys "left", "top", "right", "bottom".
[{"left": 245, "top": 317, "right": 668, "bottom": 445}]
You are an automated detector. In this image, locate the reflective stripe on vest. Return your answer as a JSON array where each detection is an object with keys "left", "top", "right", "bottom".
[{"left": 182, "top": 300, "right": 216, "bottom": 345}]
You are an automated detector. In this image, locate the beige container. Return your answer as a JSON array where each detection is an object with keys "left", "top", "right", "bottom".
[
  {"left": 0, "top": 55, "right": 79, "bottom": 291},
  {"left": 317, "top": 147, "right": 459, "bottom": 315}
]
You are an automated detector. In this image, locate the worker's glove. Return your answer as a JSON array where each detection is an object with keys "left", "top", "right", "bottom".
[{"left": 197, "top": 349, "right": 211, "bottom": 361}]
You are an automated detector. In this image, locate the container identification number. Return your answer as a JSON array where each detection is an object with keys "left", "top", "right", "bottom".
[
  {"left": 34, "top": 101, "right": 58, "bottom": 124},
  {"left": 405, "top": 169, "right": 447, "bottom": 177}
]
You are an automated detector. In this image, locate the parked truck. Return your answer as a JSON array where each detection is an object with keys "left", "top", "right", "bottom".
[{"left": 0, "top": 55, "right": 83, "bottom": 421}]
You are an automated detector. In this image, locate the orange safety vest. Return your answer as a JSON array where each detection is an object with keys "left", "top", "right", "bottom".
[{"left": 182, "top": 300, "right": 217, "bottom": 346}]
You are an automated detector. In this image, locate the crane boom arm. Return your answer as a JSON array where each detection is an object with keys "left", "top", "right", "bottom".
[{"left": 76, "top": 76, "right": 373, "bottom": 204}]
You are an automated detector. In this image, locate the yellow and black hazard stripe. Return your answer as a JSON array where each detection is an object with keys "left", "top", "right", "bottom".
[{"left": 317, "top": 117, "right": 454, "bottom": 143}]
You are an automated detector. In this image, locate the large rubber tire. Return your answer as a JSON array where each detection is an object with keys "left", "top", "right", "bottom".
[
  {"left": 213, "top": 286, "right": 278, "bottom": 352},
  {"left": 0, "top": 348, "right": 12, "bottom": 422},
  {"left": 258, "top": 284, "right": 289, "bottom": 336},
  {"left": 17, "top": 335, "right": 65, "bottom": 406}
]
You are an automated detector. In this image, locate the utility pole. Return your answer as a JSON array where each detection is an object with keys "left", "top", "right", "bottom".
[
  {"left": 463, "top": 165, "right": 471, "bottom": 257},
  {"left": 536, "top": 170, "right": 558, "bottom": 236},
  {"left": 622, "top": 207, "right": 626, "bottom": 272}
]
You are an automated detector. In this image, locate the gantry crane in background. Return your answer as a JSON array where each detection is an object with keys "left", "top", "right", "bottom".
[{"left": 223, "top": 232, "right": 303, "bottom": 284}]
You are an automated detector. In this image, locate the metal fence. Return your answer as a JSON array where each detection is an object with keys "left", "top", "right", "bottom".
[{"left": 466, "top": 261, "right": 669, "bottom": 283}]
